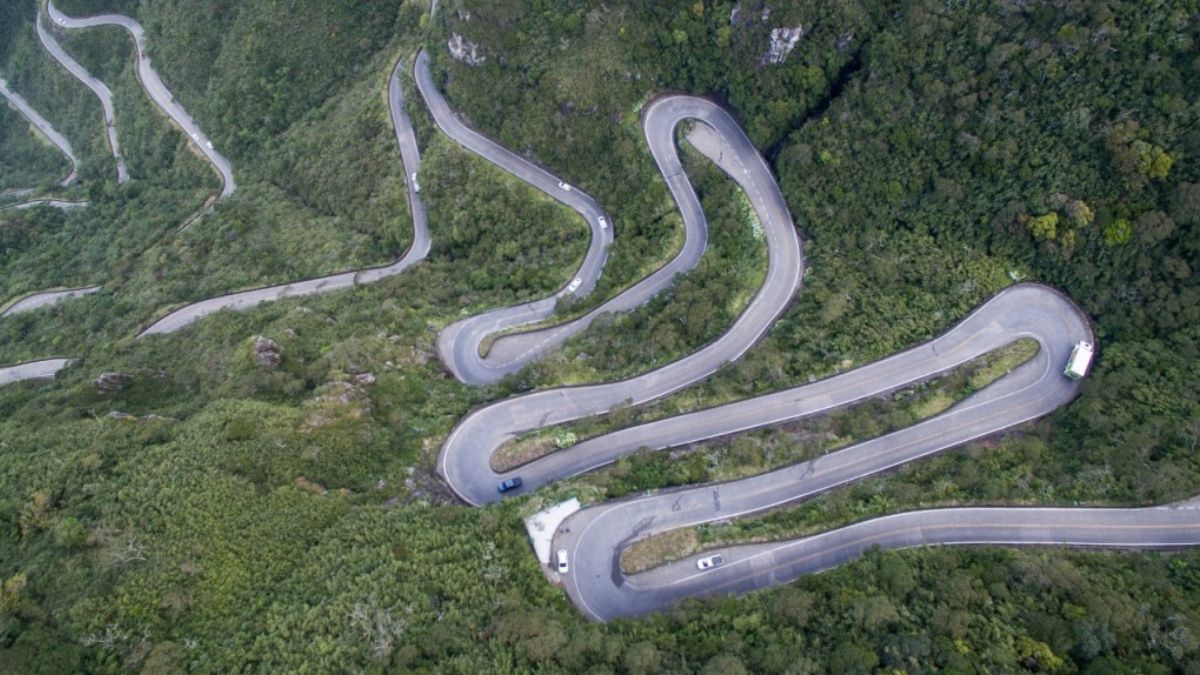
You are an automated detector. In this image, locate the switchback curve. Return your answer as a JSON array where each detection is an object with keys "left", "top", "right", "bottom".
[
  {"left": 36, "top": 9, "right": 129, "bottom": 183},
  {"left": 437, "top": 93, "right": 804, "bottom": 506},
  {"left": 547, "top": 283, "right": 1098, "bottom": 619},
  {"left": 414, "top": 50, "right": 617, "bottom": 386},
  {"left": 46, "top": 0, "right": 235, "bottom": 198}
]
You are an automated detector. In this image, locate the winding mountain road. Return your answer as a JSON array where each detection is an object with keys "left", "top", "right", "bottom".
[
  {"left": 415, "top": 50, "right": 618, "bottom": 385},
  {"left": 422, "top": 71, "right": 1197, "bottom": 618},
  {"left": 437, "top": 92, "right": 803, "bottom": 505},
  {"left": 0, "top": 76, "right": 78, "bottom": 187},
  {"left": 138, "top": 57, "right": 429, "bottom": 337},
  {"left": 4, "top": 9, "right": 1197, "bottom": 621},
  {"left": 543, "top": 285, "right": 1099, "bottom": 619},
  {"left": 36, "top": 10, "right": 129, "bottom": 183},
  {"left": 46, "top": 0, "right": 234, "bottom": 198}
]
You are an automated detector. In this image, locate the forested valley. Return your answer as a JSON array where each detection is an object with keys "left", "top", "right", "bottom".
[{"left": 1, "top": 0, "right": 1199, "bottom": 672}]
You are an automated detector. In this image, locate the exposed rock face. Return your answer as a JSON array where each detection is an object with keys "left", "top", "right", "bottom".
[
  {"left": 93, "top": 372, "right": 130, "bottom": 393},
  {"left": 448, "top": 33, "right": 484, "bottom": 66},
  {"left": 354, "top": 373, "right": 376, "bottom": 386},
  {"left": 764, "top": 26, "right": 805, "bottom": 64},
  {"left": 106, "top": 411, "right": 137, "bottom": 421},
  {"left": 252, "top": 336, "right": 282, "bottom": 369}
]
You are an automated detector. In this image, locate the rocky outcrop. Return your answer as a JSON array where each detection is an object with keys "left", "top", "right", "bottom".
[
  {"left": 251, "top": 336, "right": 282, "bottom": 369},
  {"left": 764, "top": 26, "right": 805, "bottom": 65},
  {"left": 93, "top": 372, "right": 130, "bottom": 393},
  {"left": 448, "top": 33, "right": 484, "bottom": 66}
]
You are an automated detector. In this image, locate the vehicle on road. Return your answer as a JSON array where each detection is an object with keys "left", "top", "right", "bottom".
[
  {"left": 1064, "top": 341, "right": 1093, "bottom": 380},
  {"left": 557, "top": 549, "right": 569, "bottom": 574},
  {"left": 557, "top": 181, "right": 571, "bottom": 191},
  {"left": 411, "top": 172, "right": 420, "bottom": 192},
  {"left": 567, "top": 277, "right": 582, "bottom": 293},
  {"left": 696, "top": 554, "right": 724, "bottom": 570},
  {"left": 205, "top": 140, "right": 213, "bottom": 149},
  {"left": 497, "top": 476, "right": 523, "bottom": 493},
  {"left": 598, "top": 216, "right": 607, "bottom": 229}
]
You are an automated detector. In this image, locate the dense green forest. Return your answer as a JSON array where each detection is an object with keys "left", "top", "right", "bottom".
[{"left": 1, "top": 0, "right": 1199, "bottom": 671}]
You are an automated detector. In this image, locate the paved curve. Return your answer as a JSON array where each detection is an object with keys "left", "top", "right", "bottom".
[
  {"left": 421, "top": 48, "right": 741, "bottom": 386},
  {"left": 36, "top": 10, "right": 129, "bottom": 183},
  {"left": 138, "top": 57, "right": 429, "bottom": 337},
  {"left": 46, "top": 0, "right": 235, "bottom": 198},
  {"left": 542, "top": 284, "right": 1100, "bottom": 619},
  {"left": 609, "top": 501, "right": 1200, "bottom": 620},
  {"left": 0, "top": 76, "right": 78, "bottom": 187},
  {"left": 415, "top": 50, "right": 619, "bottom": 386},
  {"left": 438, "top": 94, "right": 803, "bottom": 505},
  {"left": 2, "top": 285, "right": 100, "bottom": 317},
  {"left": 0, "top": 358, "right": 70, "bottom": 385}
]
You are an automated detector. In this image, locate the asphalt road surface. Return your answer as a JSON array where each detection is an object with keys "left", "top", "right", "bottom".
[
  {"left": 415, "top": 50, "right": 619, "bottom": 386},
  {"left": 0, "top": 358, "right": 70, "bottom": 386},
  {"left": 47, "top": 0, "right": 235, "bottom": 198},
  {"left": 2, "top": 286, "right": 100, "bottom": 317},
  {"left": 138, "top": 57, "right": 429, "bottom": 337},
  {"left": 437, "top": 92, "right": 804, "bottom": 505},
  {"left": 0, "top": 76, "right": 78, "bottom": 187},
  {"left": 36, "top": 11, "right": 129, "bottom": 183},
  {"left": 3, "top": 199, "right": 88, "bottom": 211}
]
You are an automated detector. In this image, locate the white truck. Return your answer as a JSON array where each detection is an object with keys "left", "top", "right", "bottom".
[{"left": 1064, "top": 341, "right": 1093, "bottom": 380}]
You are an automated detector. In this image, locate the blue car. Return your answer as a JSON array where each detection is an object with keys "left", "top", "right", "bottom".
[{"left": 497, "top": 476, "right": 523, "bottom": 493}]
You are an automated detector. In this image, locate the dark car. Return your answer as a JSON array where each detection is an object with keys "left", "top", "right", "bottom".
[{"left": 497, "top": 476, "right": 523, "bottom": 493}]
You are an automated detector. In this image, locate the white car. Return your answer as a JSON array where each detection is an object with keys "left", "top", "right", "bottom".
[
  {"left": 411, "top": 172, "right": 420, "bottom": 193},
  {"left": 567, "top": 277, "right": 582, "bottom": 293},
  {"left": 557, "top": 181, "right": 571, "bottom": 192},
  {"left": 696, "top": 554, "right": 724, "bottom": 571},
  {"left": 557, "top": 549, "right": 569, "bottom": 574},
  {"left": 598, "top": 216, "right": 608, "bottom": 229},
  {"left": 205, "top": 141, "right": 213, "bottom": 149}
]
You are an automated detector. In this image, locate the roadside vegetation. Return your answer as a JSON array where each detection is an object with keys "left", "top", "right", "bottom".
[
  {"left": 618, "top": 338, "right": 1039, "bottom": 572},
  {"left": 0, "top": 0, "right": 1198, "bottom": 672}
]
